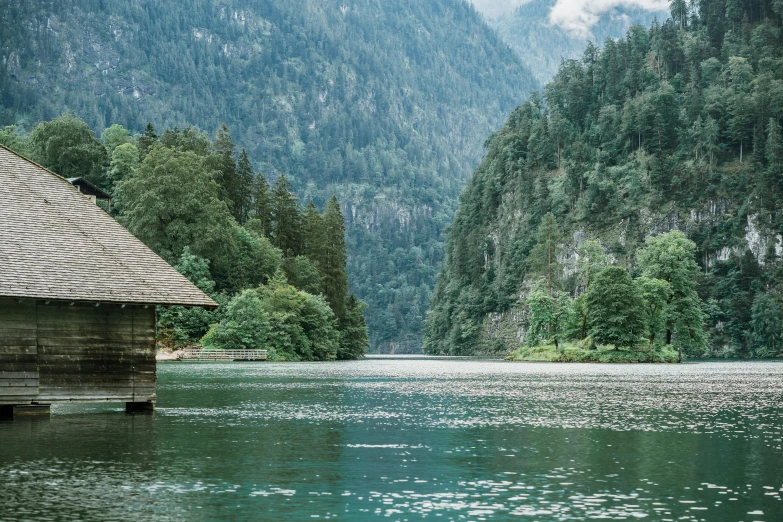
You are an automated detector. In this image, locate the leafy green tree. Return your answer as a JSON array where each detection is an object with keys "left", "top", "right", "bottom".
[
  {"left": 287, "top": 255, "right": 324, "bottom": 295},
  {"left": 202, "top": 289, "right": 270, "bottom": 351},
  {"left": 526, "top": 288, "right": 558, "bottom": 347},
  {"left": 575, "top": 240, "right": 610, "bottom": 339},
  {"left": 637, "top": 277, "right": 672, "bottom": 350},
  {"left": 637, "top": 231, "right": 706, "bottom": 355},
  {"left": 750, "top": 292, "right": 783, "bottom": 357},
  {"left": 339, "top": 294, "right": 369, "bottom": 360},
  {"left": 528, "top": 213, "right": 562, "bottom": 296},
  {"left": 115, "top": 143, "right": 233, "bottom": 264},
  {"left": 157, "top": 247, "right": 220, "bottom": 347},
  {"left": 0, "top": 125, "right": 29, "bottom": 156},
  {"left": 211, "top": 225, "right": 283, "bottom": 294},
  {"left": 587, "top": 267, "right": 645, "bottom": 349},
  {"left": 28, "top": 113, "right": 107, "bottom": 184},
  {"left": 526, "top": 289, "right": 573, "bottom": 350},
  {"left": 107, "top": 142, "right": 138, "bottom": 188},
  {"left": 257, "top": 271, "right": 340, "bottom": 361},
  {"left": 100, "top": 124, "right": 131, "bottom": 154}
]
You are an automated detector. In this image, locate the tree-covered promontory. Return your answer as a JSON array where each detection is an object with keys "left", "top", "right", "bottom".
[
  {"left": 2, "top": 115, "right": 368, "bottom": 361},
  {"left": 425, "top": 0, "right": 783, "bottom": 358}
]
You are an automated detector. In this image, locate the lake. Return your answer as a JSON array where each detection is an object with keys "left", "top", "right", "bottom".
[{"left": 1, "top": 357, "right": 782, "bottom": 521}]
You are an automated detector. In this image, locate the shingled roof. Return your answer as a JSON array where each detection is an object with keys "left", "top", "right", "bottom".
[{"left": 0, "top": 145, "right": 217, "bottom": 308}]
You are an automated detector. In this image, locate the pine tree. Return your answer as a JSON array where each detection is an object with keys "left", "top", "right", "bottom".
[
  {"left": 138, "top": 122, "right": 158, "bottom": 161},
  {"left": 322, "top": 195, "right": 349, "bottom": 320},
  {"left": 302, "top": 201, "right": 326, "bottom": 268},
  {"left": 271, "top": 175, "right": 302, "bottom": 256},
  {"left": 338, "top": 294, "right": 369, "bottom": 359},
  {"left": 214, "top": 123, "right": 240, "bottom": 217},
  {"left": 236, "top": 149, "right": 254, "bottom": 224},
  {"left": 249, "top": 173, "right": 272, "bottom": 236}
]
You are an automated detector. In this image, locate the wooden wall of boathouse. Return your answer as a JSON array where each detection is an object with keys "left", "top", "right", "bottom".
[{"left": 0, "top": 298, "right": 156, "bottom": 405}]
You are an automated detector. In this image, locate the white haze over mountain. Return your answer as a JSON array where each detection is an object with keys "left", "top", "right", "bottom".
[{"left": 470, "top": 0, "right": 669, "bottom": 35}]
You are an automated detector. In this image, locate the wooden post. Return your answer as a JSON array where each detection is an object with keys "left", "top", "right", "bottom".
[{"left": 126, "top": 402, "right": 155, "bottom": 413}]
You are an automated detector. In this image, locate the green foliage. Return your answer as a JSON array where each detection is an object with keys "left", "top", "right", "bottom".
[
  {"left": 100, "top": 124, "right": 132, "bottom": 154},
  {"left": 508, "top": 342, "right": 679, "bottom": 363},
  {"left": 157, "top": 248, "right": 220, "bottom": 347},
  {"left": 16, "top": 110, "right": 367, "bottom": 358},
  {"left": 115, "top": 143, "right": 233, "bottom": 265},
  {"left": 287, "top": 256, "right": 324, "bottom": 296},
  {"left": 528, "top": 213, "right": 562, "bottom": 296},
  {"left": 750, "top": 292, "right": 783, "bottom": 357},
  {"left": 0, "top": 0, "right": 537, "bottom": 353},
  {"left": 28, "top": 113, "right": 107, "bottom": 185},
  {"left": 202, "top": 289, "right": 270, "bottom": 351},
  {"left": 0, "top": 125, "right": 29, "bottom": 156},
  {"left": 587, "top": 267, "right": 645, "bottom": 349},
  {"left": 322, "top": 196, "right": 349, "bottom": 320},
  {"left": 202, "top": 271, "right": 343, "bottom": 360},
  {"left": 339, "top": 295, "right": 370, "bottom": 360},
  {"left": 526, "top": 289, "right": 558, "bottom": 347},
  {"left": 271, "top": 175, "right": 302, "bottom": 257},
  {"left": 427, "top": 0, "right": 781, "bottom": 357},
  {"left": 636, "top": 277, "right": 672, "bottom": 350},
  {"left": 637, "top": 232, "right": 707, "bottom": 356},
  {"left": 107, "top": 143, "right": 138, "bottom": 188}
]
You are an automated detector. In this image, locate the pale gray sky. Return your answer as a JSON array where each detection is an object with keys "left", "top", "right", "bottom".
[{"left": 469, "top": 0, "right": 668, "bottom": 35}]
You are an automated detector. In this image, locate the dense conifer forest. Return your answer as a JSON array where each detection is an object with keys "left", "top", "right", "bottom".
[
  {"left": 0, "top": 0, "right": 536, "bottom": 352},
  {"left": 488, "top": 0, "right": 667, "bottom": 83},
  {"left": 426, "top": 0, "right": 783, "bottom": 358}
]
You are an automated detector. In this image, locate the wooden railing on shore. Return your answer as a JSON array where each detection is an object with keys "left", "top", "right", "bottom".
[{"left": 179, "top": 349, "right": 268, "bottom": 361}]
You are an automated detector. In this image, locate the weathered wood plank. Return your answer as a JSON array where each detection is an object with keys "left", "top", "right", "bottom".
[
  {"left": 0, "top": 379, "right": 39, "bottom": 387},
  {"left": 0, "top": 371, "right": 39, "bottom": 379},
  {"left": 0, "top": 387, "right": 39, "bottom": 396}
]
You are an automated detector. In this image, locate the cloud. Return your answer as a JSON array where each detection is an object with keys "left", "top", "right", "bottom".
[{"left": 548, "top": 0, "right": 669, "bottom": 37}]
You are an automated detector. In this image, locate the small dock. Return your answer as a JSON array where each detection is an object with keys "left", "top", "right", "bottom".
[{"left": 179, "top": 349, "right": 268, "bottom": 361}]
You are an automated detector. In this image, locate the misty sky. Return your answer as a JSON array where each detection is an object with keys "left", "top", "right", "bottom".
[{"left": 469, "top": 0, "right": 669, "bottom": 35}]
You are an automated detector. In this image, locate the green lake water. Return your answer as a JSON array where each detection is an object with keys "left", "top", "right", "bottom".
[{"left": 1, "top": 357, "right": 782, "bottom": 521}]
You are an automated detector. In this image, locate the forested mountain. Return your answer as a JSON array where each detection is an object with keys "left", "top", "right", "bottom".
[
  {"left": 0, "top": 0, "right": 536, "bottom": 353},
  {"left": 426, "top": 0, "right": 783, "bottom": 358},
  {"left": 488, "top": 0, "right": 668, "bottom": 83}
]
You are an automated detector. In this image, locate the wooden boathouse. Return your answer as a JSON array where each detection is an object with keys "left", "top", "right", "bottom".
[{"left": 0, "top": 145, "right": 217, "bottom": 416}]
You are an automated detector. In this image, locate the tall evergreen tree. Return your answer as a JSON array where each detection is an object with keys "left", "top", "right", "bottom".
[
  {"left": 249, "top": 173, "right": 272, "bottom": 237},
  {"left": 302, "top": 201, "right": 326, "bottom": 268},
  {"left": 214, "top": 123, "right": 241, "bottom": 218},
  {"left": 338, "top": 294, "right": 369, "bottom": 360},
  {"left": 322, "top": 196, "right": 349, "bottom": 320},
  {"left": 137, "top": 122, "right": 158, "bottom": 161},
  {"left": 271, "top": 175, "right": 302, "bottom": 256},
  {"left": 236, "top": 149, "right": 254, "bottom": 224}
]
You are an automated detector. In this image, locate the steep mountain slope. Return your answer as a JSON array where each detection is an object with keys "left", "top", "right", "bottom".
[
  {"left": 491, "top": 0, "right": 668, "bottom": 83},
  {"left": 0, "top": 0, "right": 537, "bottom": 352},
  {"left": 426, "top": 0, "right": 783, "bottom": 358}
]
